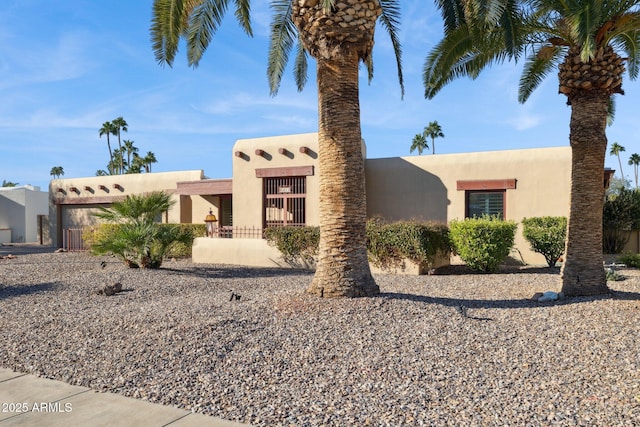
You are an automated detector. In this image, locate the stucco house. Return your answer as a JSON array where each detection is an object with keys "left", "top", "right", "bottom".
[
  {"left": 50, "top": 132, "right": 615, "bottom": 269},
  {"left": 0, "top": 185, "right": 49, "bottom": 244}
]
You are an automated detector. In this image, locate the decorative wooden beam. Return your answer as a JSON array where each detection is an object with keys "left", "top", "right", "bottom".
[{"left": 456, "top": 179, "right": 517, "bottom": 191}]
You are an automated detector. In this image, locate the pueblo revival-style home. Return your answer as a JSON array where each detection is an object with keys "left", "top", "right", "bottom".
[{"left": 49, "top": 132, "right": 616, "bottom": 271}]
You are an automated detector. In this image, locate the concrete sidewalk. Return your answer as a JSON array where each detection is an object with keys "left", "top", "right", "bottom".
[{"left": 0, "top": 368, "right": 250, "bottom": 427}]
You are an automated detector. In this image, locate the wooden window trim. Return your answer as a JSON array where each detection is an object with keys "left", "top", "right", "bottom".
[
  {"left": 457, "top": 179, "right": 516, "bottom": 191},
  {"left": 255, "top": 166, "right": 314, "bottom": 178}
]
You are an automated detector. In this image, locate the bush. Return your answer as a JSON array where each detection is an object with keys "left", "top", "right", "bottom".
[
  {"left": 449, "top": 215, "right": 517, "bottom": 272},
  {"left": 603, "top": 188, "right": 640, "bottom": 253},
  {"left": 264, "top": 226, "right": 320, "bottom": 266},
  {"left": 88, "top": 191, "right": 194, "bottom": 268},
  {"left": 521, "top": 216, "right": 567, "bottom": 267},
  {"left": 366, "top": 218, "right": 450, "bottom": 270},
  {"left": 619, "top": 252, "right": 640, "bottom": 268}
]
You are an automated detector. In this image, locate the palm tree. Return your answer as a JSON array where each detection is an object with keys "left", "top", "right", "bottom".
[
  {"left": 123, "top": 140, "right": 138, "bottom": 172},
  {"left": 50, "top": 166, "right": 64, "bottom": 179},
  {"left": 628, "top": 153, "right": 640, "bottom": 188},
  {"left": 99, "top": 121, "right": 117, "bottom": 172},
  {"left": 609, "top": 142, "right": 626, "bottom": 181},
  {"left": 151, "top": 0, "right": 403, "bottom": 297},
  {"left": 424, "top": 0, "right": 640, "bottom": 296},
  {"left": 424, "top": 121, "right": 444, "bottom": 154},
  {"left": 410, "top": 133, "right": 429, "bottom": 155},
  {"left": 112, "top": 117, "right": 128, "bottom": 175},
  {"left": 142, "top": 151, "right": 157, "bottom": 173}
]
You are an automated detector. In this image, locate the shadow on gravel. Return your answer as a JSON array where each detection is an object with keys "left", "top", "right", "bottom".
[
  {"left": 160, "top": 265, "right": 314, "bottom": 280},
  {"left": 0, "top": 282, "right": 58, "bottom": 300},
  {"left": 434, "top": 265, "right": 561, "bottom": 276},
  {"left": 380, "top": 290, "right": 640, "bottom": 311}
]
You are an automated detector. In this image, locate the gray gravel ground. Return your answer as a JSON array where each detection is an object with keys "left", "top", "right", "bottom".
[{"left": 1, "top": 251, "right": 639, "bottom": 426}]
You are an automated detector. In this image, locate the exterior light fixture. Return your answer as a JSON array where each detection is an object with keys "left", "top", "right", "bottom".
[{"left": 204, "top": 209, "right": 218, "bottom": 237}]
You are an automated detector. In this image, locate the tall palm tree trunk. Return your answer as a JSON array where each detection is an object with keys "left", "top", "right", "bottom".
[
  {"left": 561, "top": 92, "right": 609, "bottom": 296},
  {"left": 307, "top": 50, "right": 378, "bottom": 297}
]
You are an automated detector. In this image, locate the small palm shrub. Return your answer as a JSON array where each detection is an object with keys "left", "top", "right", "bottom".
[
  {"left": 366, "top": 218, "right": 450, "bottom": 270},
  {"left": 522, "top": 216, "right": 567, "bottom": 267},
  {"left": 264, "top": 226, "right": 320, "bottom": 266},
  {"left": 449, "top": 215, "right": 517, "bottom": 272},
  {"left": 89, "top": 191, "right": 193, "bottom": 268}
]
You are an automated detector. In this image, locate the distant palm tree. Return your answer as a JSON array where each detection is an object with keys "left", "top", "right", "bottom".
[
  {"left": 409, "top": 133, "right": 429, "bottom": 155},
  {"left": 628, "top": 153, "right": 640, "bottom": 188},
  {"left": 123, "top": 140, "right": 138, "bottom": 172},
  {"left": 50, "top": 166, "right": 64, "bottom": 179},
  {"left": 1, "top": 180, "right": 18, "bottom": 187},
  {"left": 112, "top": 117, "right": 128, "bottom": 174},
  {"left": 99, "top": 121, "right": 117, "bottom": 172},
  {"left": 609, "top": 142, "right": 626, "bottom": 181},
  {"left": 96, "top": 170, "right": 108, "bottom": 176},
  {"left": 142, "top": 151, "right": 157, "bottom": 173},
  {"left": 424, "top": 121, "right": 444, "bottom": 154}
]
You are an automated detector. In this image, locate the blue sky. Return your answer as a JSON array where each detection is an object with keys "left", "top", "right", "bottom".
[{"left": 1, "top": 0, "right": 638, "bottom": 190}]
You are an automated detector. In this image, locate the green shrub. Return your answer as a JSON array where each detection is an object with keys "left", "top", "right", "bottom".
[
  {"left": 619, "top": 252, "right": 640, "bottom": 268},
  {"left": 88, "top": 191, "right": 194, "bottom": 268},
  {"left": 449, "top": 215, "right": 517, "bottom": 272},
  {"left": 264, "top": 226, "right": 320, "bottom": 266},
  {"left": 165, "top": 223, "right": 206, "bottom": 258},
  {"left": 603, "top": 188, "right": 640, "bottom": 253},
  {"left": 366, "top": 218, "right": 450, "bottom": 270},
  {"left": 521, "top": 216, "right": 567, "bottom": 267}
]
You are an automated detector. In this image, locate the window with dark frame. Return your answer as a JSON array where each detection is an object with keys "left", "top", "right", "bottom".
[
  {"left": 457, "top": 179, "right": 515, "bottom": 220},
  {"left": 263, "top": 176, "right": 306, "bottom": 227},
  {"left": 466, "top": 190, "right": 506, "bottom": 219}
]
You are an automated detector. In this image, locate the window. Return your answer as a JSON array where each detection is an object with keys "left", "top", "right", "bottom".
[
  {"left": 457, "top": 179, "right": 515, "bottom": 219},
  {"left": 466, "top": 191, "right": 505, "bottom": 219},
  {"left": 264, "top": 176, "right": 306, "bottom": 227}
]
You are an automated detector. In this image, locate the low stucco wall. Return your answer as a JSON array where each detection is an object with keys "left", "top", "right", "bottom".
[
  {"left": 193, "top": 237, "right": 451, "bottom": 274},
  {"left": 192, "top": 237, "right": 296, "bottom": 268}
]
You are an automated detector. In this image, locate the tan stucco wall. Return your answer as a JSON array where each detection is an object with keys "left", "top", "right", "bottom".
[
  {"left": 193, "top": 237, "right": 292, "bottom": 267},
  {"left": 366, "top": 147, "right": 572, "bottom": 266},
  {"left": 232, "top": 133, "right": 320, "bottom": 228},
  {"left": 49, "top": 170, "right": 204, "bottom": 246}
]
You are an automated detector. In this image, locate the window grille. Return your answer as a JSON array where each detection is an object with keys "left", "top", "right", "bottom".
[{"left": 264, "top": 176, "right": 306, "bottom": 227}]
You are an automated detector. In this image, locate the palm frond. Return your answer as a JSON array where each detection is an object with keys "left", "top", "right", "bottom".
[
  {"left": 378, "top": 0, "right": 405, "bottom": 97},
  {"left": 293, "top": 40, "right": 309, "bottom": 92},
  {"left": 518, "top": 45, "right": 563, "bottom": 103},
  {"left": 267, "top": 0, "right": 297, "bottom": 95},
  {"left": 234, "top": 0, "right": 253, "bottom": 36},
  {"left": 151, "top": 0, "right": 188, "bottom": 66},
  {"left": 186, "top": 0, "right": 230, "bottom": 67}
]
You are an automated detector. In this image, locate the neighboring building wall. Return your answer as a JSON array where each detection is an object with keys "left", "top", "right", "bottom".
[
  {"left": 0, "top": 185, "right": 49, "bottom": 243},
  {"left": 49, "top": 170, "right": 204, "bottom": 247},
  {"left": 232, "top": 133, "right": 320, "bottom": 229},
  {"left": 366, "top": 147, "right": 572, "bottom": 265}
]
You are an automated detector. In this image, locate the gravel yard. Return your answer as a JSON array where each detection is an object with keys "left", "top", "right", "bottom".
[{"left": 1, "top": 250, "right": 639, "bottom": 426}]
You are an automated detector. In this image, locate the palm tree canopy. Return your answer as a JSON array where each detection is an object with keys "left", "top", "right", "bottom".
[
  {"left": 98, "top": 121, "right": 117, "bottom": 138},
  {"left": 609, "top": 142, "right": 626, "bottom": 156},
  {"left": 150, "top": 0, "right": 404, "bottom": 96},
  {"left": 424, "top": 121, "right": 444, "bottom": 140},
  {"left": 629, "top": 153, "right": 640, "bottom": 165},
  {"left": 410, "top": 133, "right": 428, "bottom": 155},
  {"left": 424, "top": 0, "right": 640, "bottom": 102}
]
